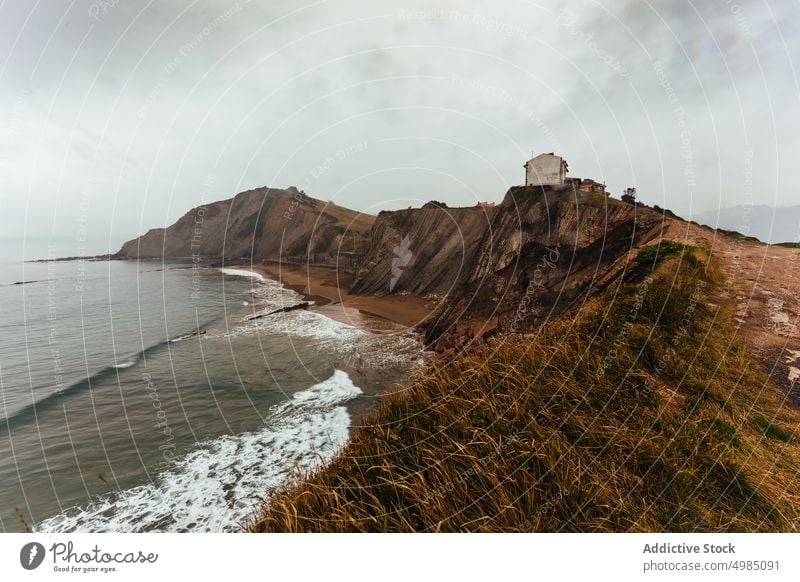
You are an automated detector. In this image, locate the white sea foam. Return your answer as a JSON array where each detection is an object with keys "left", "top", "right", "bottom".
[
  {"left": 206, "top": 271, "right": 367, "bottom": 351},
  {"left": 213, "top": 310, "right": 365, "bottom": 356},
  {"left": 192, "top": 267, "right": 418, "bottom": 364},
  {"left": 112, "top": 360, "right": 136, "bottom": 369},
  {"left": 212, "top": 268, "right": 415, "bottom": 362},
  {"left": 219, "top": 267, "right": 265, "bottom": 282},
  {"left": 338, "top": 329, "right": 427, "bottom": 371},
  {"left": 255, "top": 310, "right": 365, "bottom": 342},
  {"left": 36, "top": 370, "right": 362, "bottom": 533}
]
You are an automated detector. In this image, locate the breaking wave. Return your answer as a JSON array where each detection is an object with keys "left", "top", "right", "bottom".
[{"left": 36, "top": 370, "right": 362, "bottom": 532}]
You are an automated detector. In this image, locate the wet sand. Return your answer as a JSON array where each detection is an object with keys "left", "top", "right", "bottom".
[
  {"left": 250, "top": 263, "right": 437, "bottom": 330},
  {"left": 239, "top": 262, "right": 436, "bottom": 423}
]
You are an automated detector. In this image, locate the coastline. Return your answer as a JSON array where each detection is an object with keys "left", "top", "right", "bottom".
[
  {"left": 248, "top": 263, "right": 437, "bottom": 330},
  {"left": 234, "top": 262, "right": 437, "bottom": 420},
  {"left": 228, "top": 261, "right": 434, "bottom": 410}
]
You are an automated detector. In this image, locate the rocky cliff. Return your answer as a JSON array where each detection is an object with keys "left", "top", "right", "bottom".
[
  {"left": 114, "top": 186, "right": 374, "bottom": 263},
  {"left": 117, "top": 184, "right": 669, "bottom": 352},
  {"left": 349, "top": 203, "right": 496, "bottom": 296},
  {"left": 348, "top": 187, "right": 669, "bottom": 351}
]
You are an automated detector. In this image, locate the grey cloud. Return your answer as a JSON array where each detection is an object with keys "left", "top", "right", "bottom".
[{"left": 0, "top": 0, "right": 797, "bottom": 255}]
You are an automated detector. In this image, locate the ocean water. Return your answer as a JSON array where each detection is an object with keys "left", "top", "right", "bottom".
[{"left": 0, "top": 243, "right": 421, "bottom": 532}]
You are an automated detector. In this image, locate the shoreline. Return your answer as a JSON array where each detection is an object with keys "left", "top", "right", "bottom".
[
  {"left": 18, "top": 264, "right": 427, "bottom": 533},
  {"left": 247, "top": 263, "right": 437, "bottom": 330},
  {"left": 229, "top": 261, "right": 435, "bottom": 409}
]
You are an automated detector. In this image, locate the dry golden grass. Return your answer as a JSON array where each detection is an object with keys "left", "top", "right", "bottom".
[{"left": 248, "top": 248, "right": 800, "bottom": 532}]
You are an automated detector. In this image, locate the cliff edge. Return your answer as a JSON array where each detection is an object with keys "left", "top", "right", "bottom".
[
  {"left": 114, "top": 186, "right": 374, "bottom": 264},
  {"left": 348, "top": 187, "right": 669, "bottom": 352}
]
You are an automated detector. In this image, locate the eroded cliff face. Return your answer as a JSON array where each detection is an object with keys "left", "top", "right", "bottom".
[
  {"left": 349, "top": 187, "right": 668, "bottom": 351},
  {"left": 116, "top": 184, "right": 668, "bottom": 352},
  {"left": 114, "top": 187, "right": 374, "bottom": 263},
  {"left": 349, "top": 204, "right": 497, "bottom": 297}
]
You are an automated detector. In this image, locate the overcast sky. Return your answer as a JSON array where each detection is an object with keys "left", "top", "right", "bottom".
[{"left": 1, "top": 0, "right": 798, "bottom": 254}]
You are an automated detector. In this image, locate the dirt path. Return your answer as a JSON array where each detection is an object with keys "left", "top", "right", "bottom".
[{"left": 663, "top": 220, "right": 800, "bottom": 402}]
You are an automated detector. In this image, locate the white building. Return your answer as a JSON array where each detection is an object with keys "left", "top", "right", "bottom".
[{"left": 524, "top": 153, "right": 568, "bottom": 186}]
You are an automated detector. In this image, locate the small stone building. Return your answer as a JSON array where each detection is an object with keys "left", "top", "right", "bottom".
[
  {"left": 566, "top": 177, "right": 606, "bottom": 195},
  {"left": 578, "top": 179, "right": 606, "bottom": 194},
  {"left": 524, "top": 153, "right": 568, "bottom": 186}
]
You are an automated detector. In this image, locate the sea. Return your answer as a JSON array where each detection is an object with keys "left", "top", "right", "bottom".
[{"left": 0, "top": 237, "right": 422, "bottom": 532}]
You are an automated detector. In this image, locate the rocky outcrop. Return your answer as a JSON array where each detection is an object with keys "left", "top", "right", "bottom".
[
  {"left": 114, "top": 187, "right": 374, "bottom": 263},
  {"left": 245, "top": 302, "right": 310, "bottom": 320},
  {"left": 349, "top": 205, "right": 497, "bottom": 296},
  {"left": 116, "top": 184, "right": 669, "bottom": 352},
  {"left": 350, "top": 187, "right": 668, "bottom": 351}
]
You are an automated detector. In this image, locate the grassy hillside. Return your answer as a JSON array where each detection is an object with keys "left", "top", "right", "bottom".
[{"left": 248, "top": 245, "right": 800, "bottom": 532}]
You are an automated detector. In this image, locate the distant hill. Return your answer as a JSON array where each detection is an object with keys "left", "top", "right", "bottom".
[
  {"left": 691, "top": 205, "right": 800, "bottom": 244},
  {"left": 114, "top": 186, "right": 374, "bottom": 262}
]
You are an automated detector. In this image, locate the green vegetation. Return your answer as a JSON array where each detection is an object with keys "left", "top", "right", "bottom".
[
  {"left": 504, "top": 185, "right": 550, "bottom": 206},
  {"left": 718, "top": 229, "right": 761, "bottom": 243},
  {"left": 576, "top": 190, "right": 625, "bottom": 208},
  {"left": 249, "top": 249, "right": 800, "bottom": 532},
  {"left": 751, "top": 415, "right": 795, "bottom": 443},
  {"left": 636, "top": 240, "right": 691, "bottom": 267},
  {"left": 651, "top": 204, "right": 684, "bottom": 220},
  {"left": 774, "top": 242, "right": 800, "bottom": 249},
  {"left": 390, "top": 209, "right": 415, "bottom": 229}
]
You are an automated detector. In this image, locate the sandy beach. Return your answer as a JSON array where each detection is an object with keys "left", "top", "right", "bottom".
[{"left": 249, "top": 262, "right": 437, "bottom": 330}]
